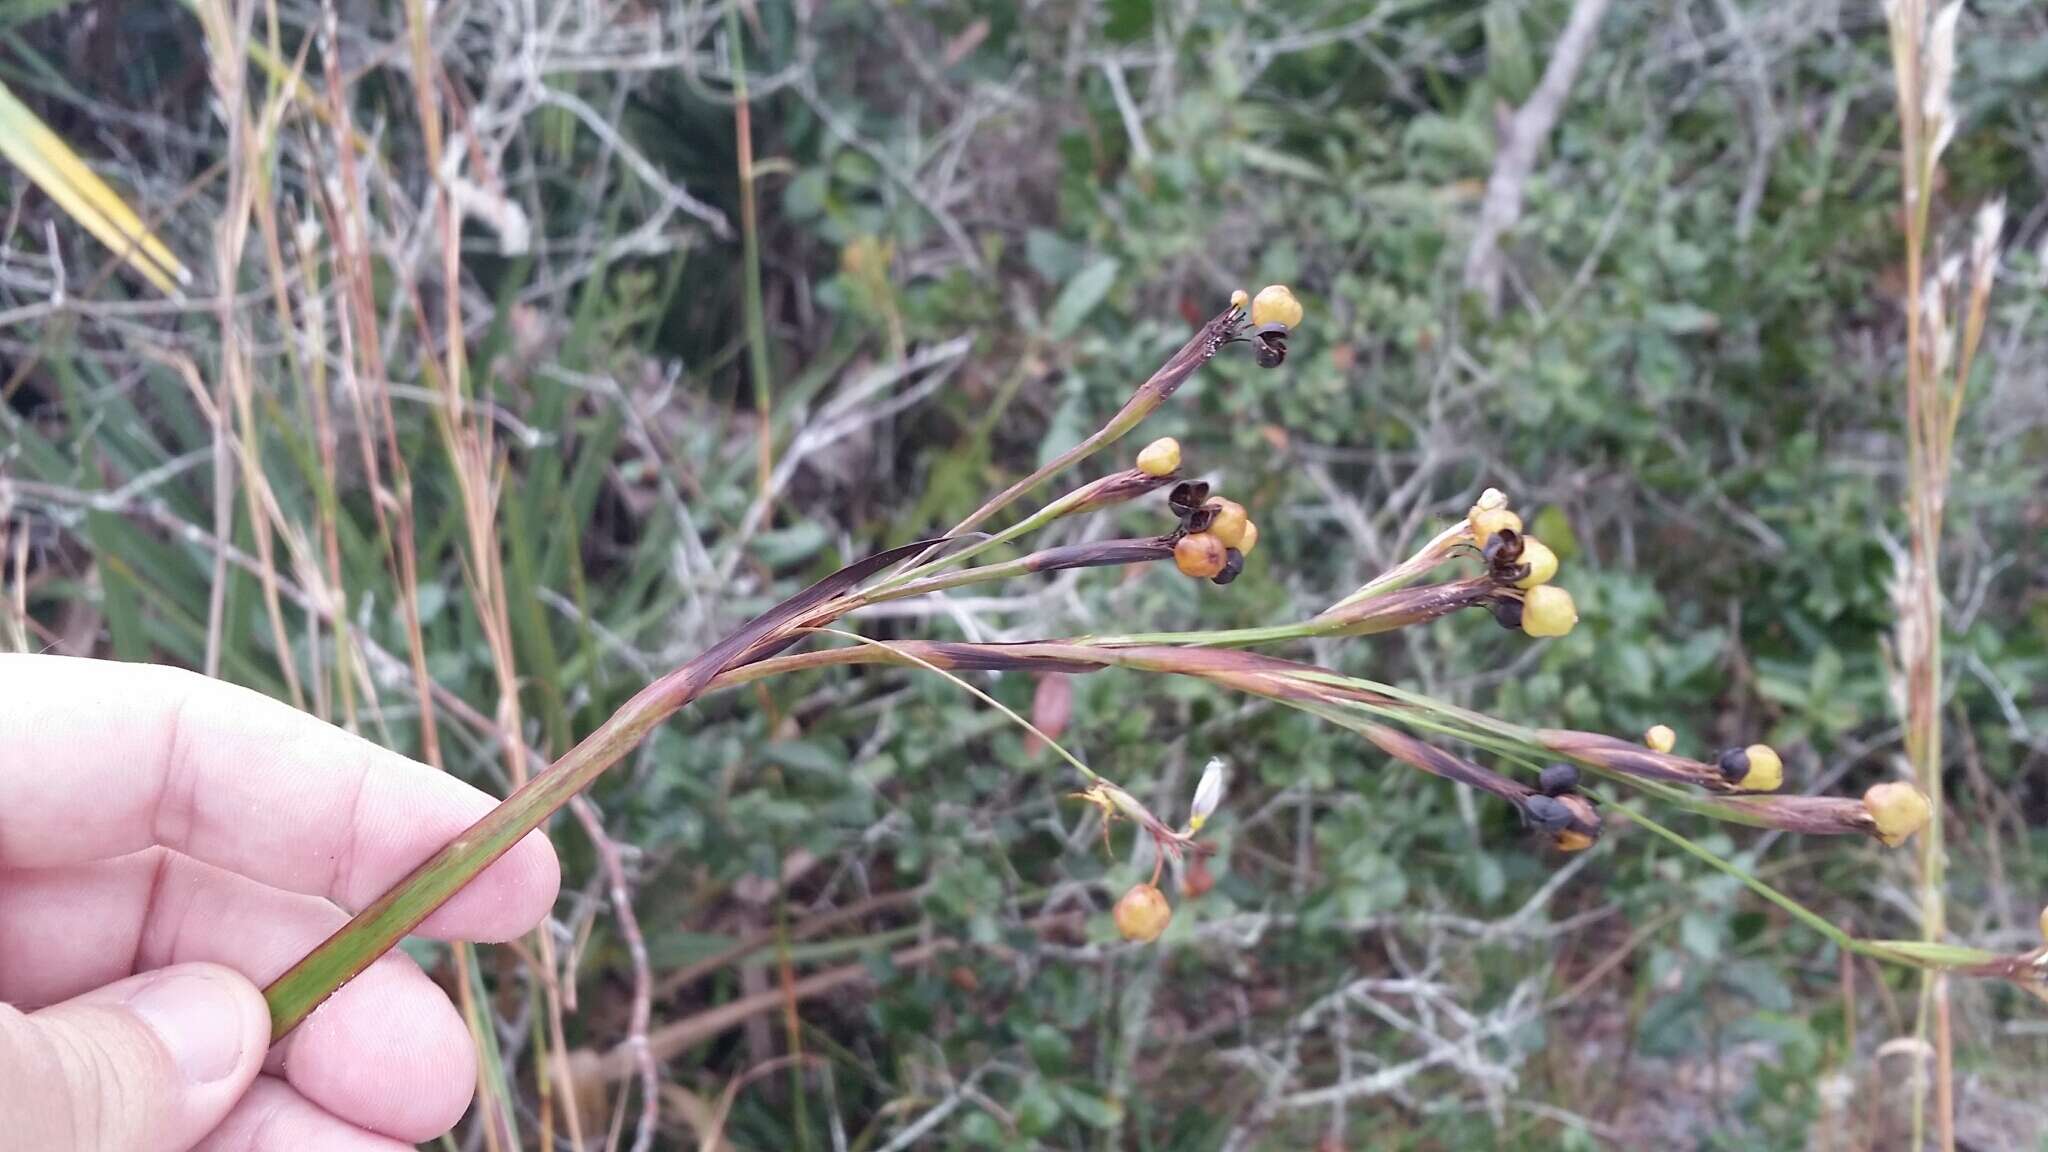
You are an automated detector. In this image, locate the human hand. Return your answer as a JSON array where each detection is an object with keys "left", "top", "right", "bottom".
[{"left": 0, "top": 655, "right": 561, "bottom": 1151}]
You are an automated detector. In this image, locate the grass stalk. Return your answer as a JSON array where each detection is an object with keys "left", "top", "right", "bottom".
[{"left": 729, "top": 4, "right": 776, "bottom": 519}]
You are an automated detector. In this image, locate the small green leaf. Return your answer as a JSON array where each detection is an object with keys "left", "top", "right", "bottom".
[
  {"left": 1238, "top": 143, "right": 1328, "bottom": 185},
  {"left": 1646, "top": 302, "right": 1721, "bottom": 335},
  {"left": 1047, "top": 258, "right": 1120, "bottom": 339},
  {"left": 1052, "top": 1084, "right": 1123, "bottom": 1129}
]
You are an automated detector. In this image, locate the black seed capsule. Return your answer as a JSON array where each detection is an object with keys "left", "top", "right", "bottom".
[
  {"left": 1716, "top": 747, "right": 1752, "bottom": 784},
  {"left": 1252, "top": 322, "right": 1289, "bottom": 368},
  {"left": 1523, "top": 794, "right": 1573, "bottom": 831},
  {"left": 1212, "top": 548, "right": 1245, "bottom": 585},
  {"left": 1488, "top": 596, "right": 1524, "bottom": 631},
  {"left": 1539, "top": 763, "right": 1580, "bottom": 796},
  {"left": 1168, "top": 481, "right": 1211, "bottom": 519},
  {"left": 1483, "top": 527, "right": 1524, "bottom": 567}
]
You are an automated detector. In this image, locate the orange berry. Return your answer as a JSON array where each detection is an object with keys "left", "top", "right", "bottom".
[
  {"left": 1114, "top": 883, "right": 1173, "bottom": 942},
  {"left": 1174, "top": 532, "right": 1228, "bottom": 578}
]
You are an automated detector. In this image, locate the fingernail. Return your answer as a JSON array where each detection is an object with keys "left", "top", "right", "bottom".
[{"left": 126, "top": 970, "right": 248, "bottom": 1084}]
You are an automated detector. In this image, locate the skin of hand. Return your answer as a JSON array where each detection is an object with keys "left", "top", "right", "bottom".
[{"left": 0, "top": 655, "right": 561, "bottom": 1151}]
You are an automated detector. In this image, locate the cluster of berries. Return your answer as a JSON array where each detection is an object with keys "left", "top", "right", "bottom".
[{"left": 1468, "top": 490, "right": 1577, "bottom": 639}]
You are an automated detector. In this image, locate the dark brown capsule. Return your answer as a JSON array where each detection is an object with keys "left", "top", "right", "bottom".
[
  {"left": 1483, "top": 527, "right": 1531, "bottom": 585},
  {"left": 1716, "top": 747, "right": 1752, "bottom": 784},
  {"left": 1252, "top": 322, "right": 1289, "bottom": 368},
  {"left": 1487, "top": 595, "right": 1524, "bottom": 631},
  {"left": 1523, "top": 793, "right": 1573, "bottom": 831},
  {"left": 1168, "top": 481, "right": 1211, "bottom": 518},
  {"left": 1538, "top": 763, "right": 1580, "bottom": 796}
]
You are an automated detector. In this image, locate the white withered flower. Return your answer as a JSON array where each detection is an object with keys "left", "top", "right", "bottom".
[
  {"left": 1922, "top": 2, "right": 1962, "bottom": 162},
  {"left": 1971, "top": 197, "right": 2005, "bottom": 284},
  {"left": 1188, "top": 757, "right": 1227, "bottom": 832}
]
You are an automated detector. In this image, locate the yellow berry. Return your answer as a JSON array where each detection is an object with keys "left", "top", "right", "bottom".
[
  {"left": 1468, "top": 506, "right": 1523, "bottom": 550},
  {"left": 1520, "top": 585, "right": 1578, "bottom": 638},
  {"left": 1734, "top": 743, "right": 1783, "bottom": 792},
  {"left": 1174, "top": 532, "right": 1228, "bottom": 579},
  {"left": 1249, "top": 284, "right": 1303, "bottom": 328},
  {"left": 1513, "top": 536, "right": 1559, "bottom": 588},
  {"left": 1554, "top": 829, "right": 1596, "bottom": 853},
  {"left": 1229, "top": 288, "right": 1249, "bottom": 311},
  {"left": 1863, "top": 782, "right": 1932, "bottom": 847},
  {"left": 1114, "top": 883, "right": 1172, "bottom": 942},
  {"left": 1136, "top": 437, "right": 1181, "bottom": 477},
  {"left": 1644, "top": 725, "right": 1676, "bottom": 754},
  {"left": 1236, "top": 520, "right": 1259, "bottom": 556},
  {"left": 1206, "top": 499, "right": 1251, "bottom": 550}
]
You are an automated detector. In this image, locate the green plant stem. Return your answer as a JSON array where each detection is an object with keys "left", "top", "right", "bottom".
[
  {"left": 730, "top": 3, "right": 774, "bottom": 519},
  {"left": 264, "top": 674, "right": 677, "bottom": 1036}
]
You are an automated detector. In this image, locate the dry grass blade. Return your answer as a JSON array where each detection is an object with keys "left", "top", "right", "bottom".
[{"left": 0, "top": 78, "right": 188, "bottom": 295}]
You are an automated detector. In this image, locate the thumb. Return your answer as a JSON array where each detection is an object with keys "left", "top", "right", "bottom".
[{"left": 0, "top": 963, "right": 270, "bottom": 1152}]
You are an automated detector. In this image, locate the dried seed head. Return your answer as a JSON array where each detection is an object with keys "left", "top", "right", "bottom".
[
  {"left": 1863, "top": 782, "right": 1932, "bottom": 847},
  {"left": 1188, "top": 757, "right": 1227, "bottom": 832},
  {"left": 1923, "top": 2, "right": 1962, "bottom": 161},
  {"left": 1174, "top": 532, "right": 1228, "bottom": 579},
  {"left": 1644, "top": 725, "right": 1676, "bottom": 754},
  {"left": 1482, "top": 526, "right": 1526, "bottom": 570},
  {"left": 1520, "top": 585, "right": 1578, "bottom": 638},
  {"left": 1252, "top": 323, "right": 1289, "bottom": 368},
  {"left": 1114, "top": 883, "right": 1173, "bottom": 942},
  {"left": 1229, "top": 288, "right": 1250, "bottom": 312},
  {"left": 1206, "top": 499, "right": 1251, "bottom": 550},
  {"left": 1469, "top": 505, "right": 1524, "bottom": 551},
  {"left": 1250, "top": 284, "right": 1303, "bottom": 329},
  {"left": 1136, "top": 437, "right": 1182, "bottom": 477},
  {"left": 1538, "top": 763, "right": 1580, "bottom": 796},
  {"left": 1513, "top": 536, "right": 1559, "bottom": 589},
  {"left": 1972, "top": 198, "right": 2006, "bottom": 285},
  {"left": 1167, "top": 481, "right": 1211, "bottom": 519},
  {"left": 1734, "top": 743, "right": 1783, "bottom": 792}
]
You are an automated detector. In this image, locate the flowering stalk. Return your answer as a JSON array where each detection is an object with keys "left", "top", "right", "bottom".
[
  {"left": 263, "top": 297, "right": 1274, "bottom": 1037},
  {"left": 261, "top": 279, "right": 2026, "bottom": 1057},
  {"left": 1883, "top": 5, "right": 2004, "bottom": 1145}
]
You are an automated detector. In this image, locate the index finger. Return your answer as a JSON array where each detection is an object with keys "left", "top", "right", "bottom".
[{"left": 0, "top": 655, "right": 559, "bottom": 942}]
